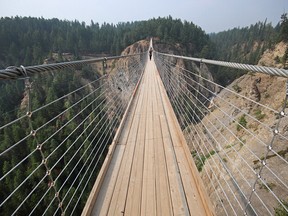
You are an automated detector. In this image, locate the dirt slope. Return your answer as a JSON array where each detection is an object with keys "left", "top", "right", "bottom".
[{"left": 187, "top": 42, "right": 288, "bottom": 215}]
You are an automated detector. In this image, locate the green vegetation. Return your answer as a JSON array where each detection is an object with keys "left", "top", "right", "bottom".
[
  {"left": 264, "top": 92, "right": 270, "bottom": 98},
  {"left": 225, "top": 144, "right": 233, "bottom": 149},
  {"left": 274, "top": 200, "right": 288, "bottom": 216},
  {"left": 237, "top": 115, "right": 247, "bottom": 131},
  {"left": 282, "top": 48, "right": 288, "bottom": 68},
  {"left": 0, "top": 16, "right": 211, "bottom": 68},
  {"left": 259, "top": 182, "right": 276, "bottom": 192},
  {"left": 279, "top": 13, "right": 288, "bottom": 42},
  {"left": 192, "top": 150, "right": 216, "bottom": 172},
  {"left": 0, "top": 13, "right": 288, "bottom": 214},
  {"left": 254, "top": 109, "right": 266, "bottom": 120},
  {"left": 210, "top": 13, "right": 288, "bottom": 86},
  {"left": 232, "top": 84, "right": 242, "bottom": 93}
]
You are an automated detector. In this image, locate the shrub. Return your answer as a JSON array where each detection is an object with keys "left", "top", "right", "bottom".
[
  {"left": 274, "top": 200, "right": 288, "bottom": 216},
  {"left": 232, "top": 84, "right": 242, "bottom": 93},
  {"left": 237, "top": 115, "right": 247, "bottom": 131},
  {"left": 254, "top": 109, "right": 266, "bottom": 120}
]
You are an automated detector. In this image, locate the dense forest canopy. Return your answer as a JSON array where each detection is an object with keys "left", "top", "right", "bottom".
[
  {"left": 0, "top": 14, "right": 287, "bottom": 215},
  {"left": 0, "top": 15, "right": 210, "bottom": 68},
  {"left": 0, "top": 16, "right": 213, "bottom": 215},
  {"left": 0, "top": 15, "right": 213, "bottom": 121},
  {"left": 0, "top": 13, "right": 287, "bottom": 137},
  {"left": 0, "top": 15, "right": 212, "bottom": 123},
  {"left": 0, "top": 14, "right": 287, "bottom": 84},
  {"left": 209, "top": 13, "right": 288, "bottom": 84}
]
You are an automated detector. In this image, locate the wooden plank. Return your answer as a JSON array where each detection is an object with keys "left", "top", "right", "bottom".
[
  {"left": 174, "top": 147, "right": 207, "bottom": 215},
  {"left": 117, "top": 76, "right": 145, "bottom": 145},
  {"left": 155, "top": 72, "right": 189, "bottom": 215},
  {"left": 106, "top": 127, "right": 140, "bottom": 216},
  {"left": 82, "top": 65, "right": 145, "bottom": 216},
  {"left": 124, "top": 137, "right": 145, "bottom": 215},
  {"left": 124, "top": 70, "right": 148, "bottom": 215},
  {"left": 91, "top": 145, "right": 125, "bottom": 215},
  {"left": 151, "top": 68, "right": 173, "bottom": 216},
  {"left": 141, "top": 138, "right": 156, "bottom": 216},
  {"left": 153, "top": 68, "right": 189, "bottom": 215},
  {"left": 116, "top": 93, "right": 140, "bottom": 145},
  {"left": 155, "top": 65, "right": 216, "bottom": 216},
  {"left": 158, "top": 82, "right": 182, "bottom": 147},
  {"left": 106, "top": 70, "right": 148, "bottom": 215},
  {"left": 140, "top": 64, "right": 157, "bottom": 216},
  {"left": 154, "top": 135, "right": 173, "bottom": 216}
]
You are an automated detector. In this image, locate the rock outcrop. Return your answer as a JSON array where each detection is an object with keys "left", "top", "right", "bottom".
[
  {"left": 186, "top": 42, "right": 288, "bottom": 215},
  {"left": 105, "top": 39, "right": 215, "bottom": 124}
]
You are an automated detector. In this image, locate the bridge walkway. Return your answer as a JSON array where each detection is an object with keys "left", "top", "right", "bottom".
[{"left": 82, "top": 55, "right": 214, "bottom": 216}]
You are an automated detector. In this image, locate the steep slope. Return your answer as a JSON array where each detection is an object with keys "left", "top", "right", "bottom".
[
  {"left": 187, "top": 42, "right": 288, "bottom": 215},
  {"left": 105, "top": 39, "right": 215, "bottom": 113}
]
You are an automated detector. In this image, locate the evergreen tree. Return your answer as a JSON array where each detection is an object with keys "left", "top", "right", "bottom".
[{"left": 279, "top": 13, "right": 288, "bottom": 42}]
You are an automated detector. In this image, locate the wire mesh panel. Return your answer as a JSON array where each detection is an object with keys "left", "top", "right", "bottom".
[
  {"left": 0, "top": 53, "right": 146, "bottom": 215},
  {"left": 154, "top": 52, "right": 288, "bottom": 216}
]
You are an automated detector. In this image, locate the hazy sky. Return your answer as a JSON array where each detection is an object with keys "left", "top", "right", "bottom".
[{"left": 1, "top": 0, "right": 287, "bottom": 33}]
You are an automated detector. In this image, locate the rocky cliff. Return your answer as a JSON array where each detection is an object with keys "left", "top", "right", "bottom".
[
  {"left": 186, "top": 42, "right": 288, "bottom": 215},
  {"left": 105, "top": 39, "right": 215, "bottom": 121}
]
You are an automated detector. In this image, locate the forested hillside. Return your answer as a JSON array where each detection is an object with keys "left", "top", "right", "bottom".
[
  {"left": 0, "top": 15, "right": 210, "bottom": 68},
  {"left": 0, "top": 16, "right": 211, "bottom": 215},
  {"left": 1, "top": 14, "right": 287, "bottom": 84},
  {"left": 0, "top": 14, "right": 287, "bottom": 215},
  {"left": 210, "top": 13, "right": 288, "bottom": 85},
  {"left": 0, "top": 16, "right": 212, "bottom": 121}
]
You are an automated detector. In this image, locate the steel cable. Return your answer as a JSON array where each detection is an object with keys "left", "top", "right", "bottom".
[
  {"left": 156, "top": 52, "right": 288, "bottom": 78},
  {"left": 165, "top": 58, "right": 288, "bottom": 143},
  {"left": 157, "top": 54, "right": 288, "bottom": 169},
  {"left": 166, "top": 60, "right": 288, "bottom": 190},
  {"left": 0, "top": 53, "right": 144, "bottom": 80},
  {"left": 158, "top": 63, "right": 247, "bottom": 215},
  {"left": 0, "top": 53, "right": 145, "bottom": 215},
  {"left": 155, "top": 53, "right": 287, "bottom": 215},
  {"left": 64, "top": 100, "right": 125, "bottom": 215}
]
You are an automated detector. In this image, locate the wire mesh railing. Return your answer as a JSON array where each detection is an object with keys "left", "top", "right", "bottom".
[
  {"left": 154, "top": 52, "right": 288, "bottom": 216},
  {"left": 0, "top": 53, "right": 146, "bottom": 215}
]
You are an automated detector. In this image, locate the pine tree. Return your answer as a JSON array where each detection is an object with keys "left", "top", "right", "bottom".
[{"left": 280, "top": 13, "right": 288, "bottom": 42}]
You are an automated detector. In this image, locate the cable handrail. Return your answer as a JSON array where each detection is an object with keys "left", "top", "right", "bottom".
[
  {"left": 155, "top": 51, "right": 288, "bottom": 78},
  {"left": 156, "top": 53, "right": 288, "bottom": 168},
  {"left": 161, "top": 74, "right": 243, "bottom": 215},
  {"left": 0, "top": 52, "right": 146, "bottom": 215},
  {"left": 157, "top": 58, "right": 257, "bottom": 213},
  {"left": 0, "top": 53, "right": 145, "bottom": 80},
  {"left": 2, "top": 46, "right": 288, "bottom": 215},
  {"left": 154, "top": 51, "right": 288, "bottom": 215}
]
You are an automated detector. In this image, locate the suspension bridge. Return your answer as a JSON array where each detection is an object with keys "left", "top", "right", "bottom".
[{"left": 0, "top": 40, "right": 288, "bottom": 216}]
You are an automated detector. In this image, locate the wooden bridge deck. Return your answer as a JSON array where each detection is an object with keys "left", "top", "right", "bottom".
[{"left": 82, "top": 56, "right": 214, "bottom": 216}]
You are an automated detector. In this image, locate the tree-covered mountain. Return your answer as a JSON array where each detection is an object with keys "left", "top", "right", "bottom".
[
  {"left": 0, "top": 14, "right": 287, "bottom": 215},
  {"left": 0, "top": 16, "right": 212, "bottom": 121},
  {"left": 1, "top": 14, "right": 287, "bottom": 85},
  {"left": 0, "top": 15, "right": 210, "bottom": 68},
  {"left": 210, "top": 13, "right": 288, "bottom": 85},
  {"left": 0, "top": 16, "right": 212, "bottom": 215}
]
